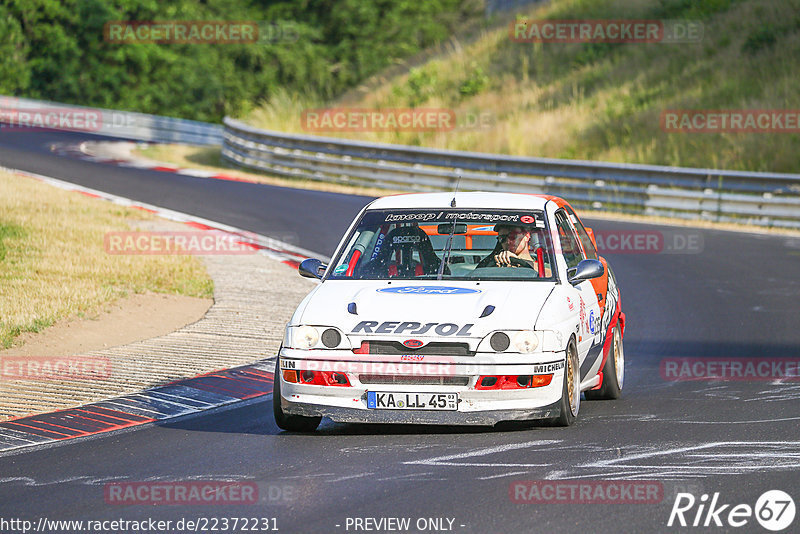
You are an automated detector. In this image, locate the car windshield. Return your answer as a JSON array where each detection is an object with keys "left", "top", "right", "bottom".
[{"left": 327, "top": 208, "right": 555, "bottom": 281}]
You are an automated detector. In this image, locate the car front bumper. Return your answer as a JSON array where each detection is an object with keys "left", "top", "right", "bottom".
[
  {"left": 281, "top": 398, "right": 562, "bottom": 426},
  {"left": 277, "top": 348, "right": 566, "bottom": 426}
]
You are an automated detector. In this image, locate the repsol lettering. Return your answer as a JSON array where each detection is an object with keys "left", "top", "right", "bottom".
[{"left": 352, "top": 321, "right": 474, "bottom": 336}]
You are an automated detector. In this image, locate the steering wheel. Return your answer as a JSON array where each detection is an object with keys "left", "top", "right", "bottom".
[{"left": 510, "top": 257, "right": 536, "bottom": 269}]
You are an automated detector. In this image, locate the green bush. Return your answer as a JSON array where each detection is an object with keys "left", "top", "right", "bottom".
[
  {"left": 458, "top": 64, "right": 489, "bottom": 98},
  {"left": 742, "top": 24, "right": 778, "bottom": 53}
]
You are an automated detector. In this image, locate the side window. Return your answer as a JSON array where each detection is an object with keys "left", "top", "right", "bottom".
[
  {"left": 555, "top": 210, "right": 583, "bottom": 270},
  {"left": 564, "top": 206, "right": 598, "bottom": 260}
]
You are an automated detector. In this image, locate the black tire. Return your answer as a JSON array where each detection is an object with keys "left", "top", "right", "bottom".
[
  {"left": 550, "top": 339, "right": 580, "bottom": 426},
  {"left": 585, "top": 325, "right": 624, "bottom": 400},
  {"left": 272, "top": 358, "right": 321, "bottom": 432}
]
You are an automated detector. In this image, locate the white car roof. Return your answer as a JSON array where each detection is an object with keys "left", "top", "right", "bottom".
[{"left": 366, "top": 192, "right": 551, "bottom": 211}]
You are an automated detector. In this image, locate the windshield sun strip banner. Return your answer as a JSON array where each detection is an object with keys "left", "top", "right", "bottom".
[{"left": 375, "top": 210, "right": 545, "bottom": 225}]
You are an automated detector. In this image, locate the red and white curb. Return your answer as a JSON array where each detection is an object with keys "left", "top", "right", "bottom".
[
  {"left": 3, "top": 165, "right": 325, "bottom": 268},
  {"left": 0, "top": 166, "right": 324, "bottom": 452},
  {"left": 51, "top": 141, "right": 268, "bottom": 187},
  {"left": 0, "top": 361, "right": 277, "bottom": 454}
]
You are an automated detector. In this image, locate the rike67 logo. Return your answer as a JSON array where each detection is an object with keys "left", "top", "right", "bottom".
[{"left": 668, "top": 490, "right": 795, "bottom": 531}]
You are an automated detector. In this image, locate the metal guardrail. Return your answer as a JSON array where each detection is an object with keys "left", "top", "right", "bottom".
[
  {"left": 222, "top": 117, "right": 800, "bottom": 229},
  {"left": 2, "top": 95, "right": 797, "bottom": 228},
  {"left": 0, "top": 96, "right": 222, "bottom": 145}
]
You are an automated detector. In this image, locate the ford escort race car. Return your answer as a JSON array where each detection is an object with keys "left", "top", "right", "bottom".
[{"left": 273, "top": 192, "right": 625, "bottom": 431}]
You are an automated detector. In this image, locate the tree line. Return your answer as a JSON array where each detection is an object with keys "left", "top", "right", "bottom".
[{"left": 0, "top": 0, "right": 482, "bottom": 122}]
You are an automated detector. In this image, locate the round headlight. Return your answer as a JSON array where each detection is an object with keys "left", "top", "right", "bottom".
[
  {"left": 490, "top": 332, "right": 510, "bottom": 352},
  {"left": 321, "top": 328, "right": 341, "bottom": 348},
  {"left": 294, "top": 326, "right": 319, "bottom": 349},
  {"left": 513, "top": 331, "right": 539, "bottom": 353}
]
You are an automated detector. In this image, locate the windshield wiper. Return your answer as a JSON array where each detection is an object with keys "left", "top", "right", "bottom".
[
  {"left": 436, "top": 225, "right": 456, "bottom": 280},
  {"left": 436, "top": 176, "right": 462, "bottom": 280}
]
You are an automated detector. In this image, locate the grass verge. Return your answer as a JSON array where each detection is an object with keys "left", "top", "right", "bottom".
[{"left": 0, "top": 170, "right": 213, "bottom": 349}]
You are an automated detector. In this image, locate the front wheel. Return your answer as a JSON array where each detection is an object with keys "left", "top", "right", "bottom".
[
  {"left": 550, "top": 339, "right": 580, "bottom": 426},
  {"left": 585, "top": 324, "right": 624, "bottom": 400},
  {"left": 272, "top": 358, "right": 321, "bottom": 432}
]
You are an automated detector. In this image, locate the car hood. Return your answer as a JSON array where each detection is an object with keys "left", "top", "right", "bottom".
[{"left": 298, "top": 280, "right": 556, "bottom": 338}]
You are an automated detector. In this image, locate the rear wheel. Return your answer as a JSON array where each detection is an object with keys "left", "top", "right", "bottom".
[
  {"left": 272, "top": 358, "right": 321, "bottom": 432},
  {"left": 585, "top": 324, "right": 624, "bottom": 400},
  {"left": 551, "top": 339, "right": 580, "bottom": 426}
]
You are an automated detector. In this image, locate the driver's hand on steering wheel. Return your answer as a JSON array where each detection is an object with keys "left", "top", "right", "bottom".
[
  {"left": 495, "top": 250, "right": 519, "bottom": 267},
  {"left": 495, "top": 251, "right": 536, "bottom": 269}
]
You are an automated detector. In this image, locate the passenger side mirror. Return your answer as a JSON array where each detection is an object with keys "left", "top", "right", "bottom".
[
  {"left": 568, "top": 259, "right": 604, "bottom": 285},
  {"left": 299, "top": 258, "right": 327, "bottom": 279}
]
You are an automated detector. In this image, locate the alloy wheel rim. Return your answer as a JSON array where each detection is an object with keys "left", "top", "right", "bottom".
[{"left": 567, "top": 347, "right": 578, "bottom": 415}]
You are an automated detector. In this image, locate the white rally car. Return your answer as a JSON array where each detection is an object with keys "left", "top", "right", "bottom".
[{"left": 273, "top": 192, "right": 625, "bottom": 431}]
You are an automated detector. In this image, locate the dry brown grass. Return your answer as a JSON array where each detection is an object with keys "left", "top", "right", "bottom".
[
  {"left": 242, "top": 0, "right": 800, "bottom": 172},
  {"left": 0, "top": 170, "right": 213, "bottom": 348}
]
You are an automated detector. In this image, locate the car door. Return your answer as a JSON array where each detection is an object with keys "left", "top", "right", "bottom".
[
  {"left": 554, "top": 209, "right": 602, "bottom": 379},
  {"left": 564, "top": 205, "right": 608, "bottom": 320}
]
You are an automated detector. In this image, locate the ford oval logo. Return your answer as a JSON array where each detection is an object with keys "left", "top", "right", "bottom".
[
  {"left": 377, "top": 286, "right": 480, "bottom": 295},
  {"left": 403, "top": 339, "right": 424, "bottom": 349}
]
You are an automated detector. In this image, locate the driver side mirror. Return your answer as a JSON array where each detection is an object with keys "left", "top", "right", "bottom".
[
  {"left": 568, "top": 259, "right": 604, "bottom": 285},
  {"left": 299, "top": 258, "right": 327, "bottom": 279}
]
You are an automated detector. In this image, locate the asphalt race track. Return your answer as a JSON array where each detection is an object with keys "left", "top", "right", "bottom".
[{"left": 1, "top": 129, "right": 799, "bottom": 533}]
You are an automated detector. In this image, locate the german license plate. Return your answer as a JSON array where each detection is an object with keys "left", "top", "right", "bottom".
[{"left": 366, "top": 392, "right": 457, "bottom": 410}]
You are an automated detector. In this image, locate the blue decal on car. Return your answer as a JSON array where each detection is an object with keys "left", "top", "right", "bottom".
[{"left": 377, "top": 286, "right": 480, "bottom": 295}]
